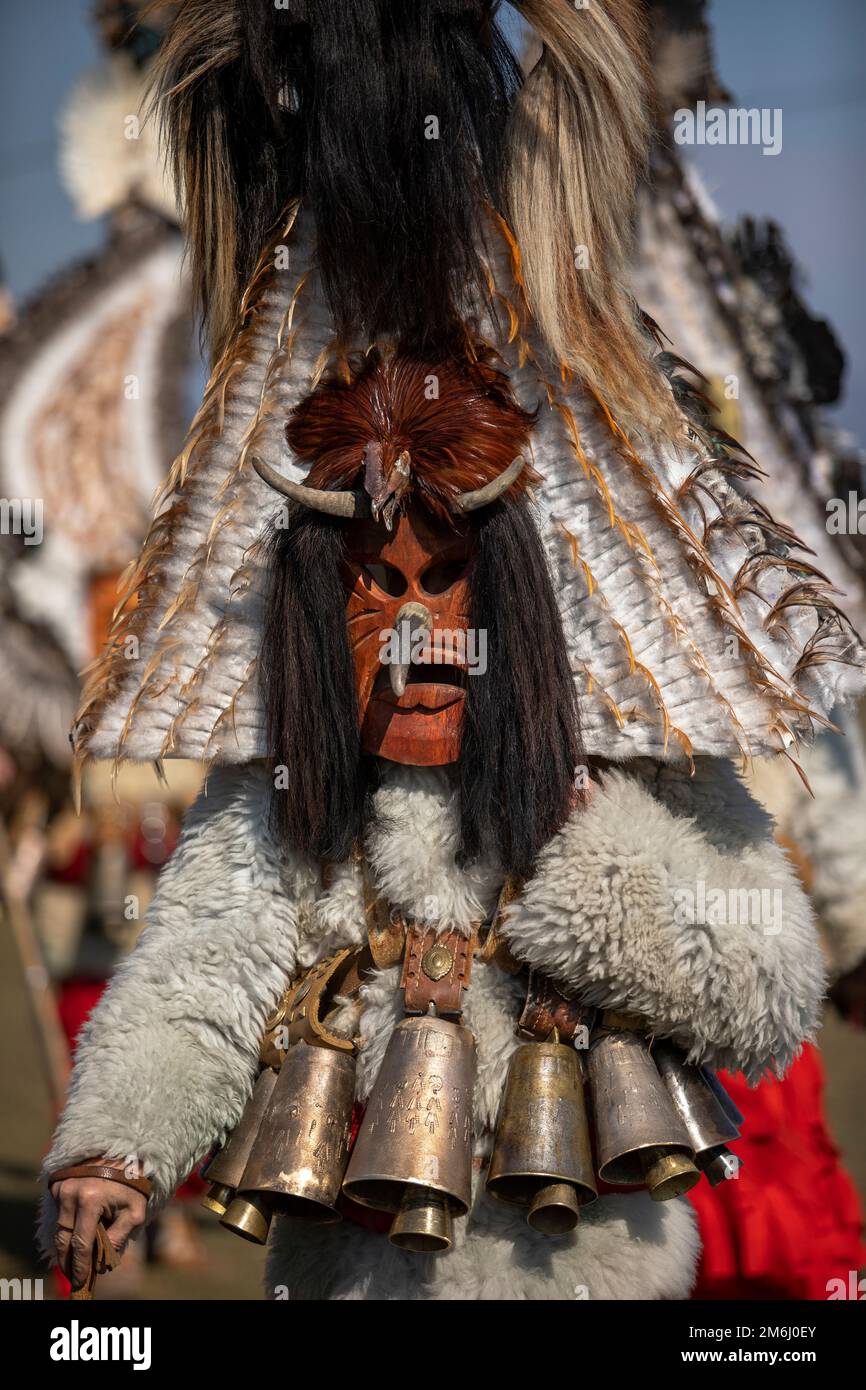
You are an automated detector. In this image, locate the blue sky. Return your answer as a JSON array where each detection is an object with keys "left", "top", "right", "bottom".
[{"left": 0, "top": 0, "right": 863, "bottom": 437}]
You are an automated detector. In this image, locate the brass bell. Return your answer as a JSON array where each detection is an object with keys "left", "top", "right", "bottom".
[
  {"left": 228, "top": 1040, "right": 356, "bottom": 1234},
  {"left": 487, "top": 1039, "right": 596, "bottom": 1234},
  {"left": 652, "top": 1040, "right": 741, "bottom": 1182},
  {"left": 220, "top": 1190, "right": 274, "bottom": 1244},
  {"left": 390, "top": 1187, "right": 454, "bottom": 1253},
  {"left": 586, "top": 1028, "right": 700, "bottom": 1200},
  {"left": 201, "top": 1066, "right": 279, "bottom": 1216},
  {"left": 342, "top": 1014, "right": 476, "bottom": 1250}
]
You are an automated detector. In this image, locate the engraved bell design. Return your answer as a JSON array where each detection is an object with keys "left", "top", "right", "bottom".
[
  {"left": 487, "top": 1039, "right": 597, "bottom": 1234},
  {"left": 221, "top": 1041, "right": 356, "bottom": 1244},
  {"left": 342, "top": 1013, "right": 476, "bottom": 1253},
  {"left": 587, "top": 1026, "right": 700, "bottom": 1200}
]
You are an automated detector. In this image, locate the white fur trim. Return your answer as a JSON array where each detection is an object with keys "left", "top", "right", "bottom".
[
  {"left": 264, "top": 1191, "right": 698, "bottom": 1301},
  {"left": 39, "top": 763, "right": 303, "bottom": 1254},
  {"left": 504, "top": 759, "right": 824, "bottom": 1078}
]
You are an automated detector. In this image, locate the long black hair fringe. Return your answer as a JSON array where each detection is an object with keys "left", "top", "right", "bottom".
[
  {"left": 152, "top": 0, "right": 521, "bottom": 356},
  {"left": 459, "top": 499, "right": 583, "bottom": 878},
  {"left": 260, "top": 510, "right": 371, "bottom": 862},
  {"left": 261, "top": 499, "right": 582, "bottom": 877}
]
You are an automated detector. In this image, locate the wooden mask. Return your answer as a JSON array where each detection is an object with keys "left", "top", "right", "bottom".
[{"left": 344, "top": 505, "right": 473, "bottom": 766}]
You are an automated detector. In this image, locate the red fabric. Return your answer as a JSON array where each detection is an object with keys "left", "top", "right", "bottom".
[
  {"left": 45, "top": 840, "right": 92, "bottom": 885},
  {"left": 690, "top": 1044, "right": 865, "bottom": 1300},
  {"left": 57, "top": 978, "right": 106, "bottom": 1055}
]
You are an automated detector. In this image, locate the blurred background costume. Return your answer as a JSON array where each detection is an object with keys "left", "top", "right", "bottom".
[
  {"left": 37, "top": 0, "right": 864, "bottom": 1300},
  {"left": 0, "top": 0, "right": 207, "bottom": 1289},
  {"left": 638, "top": 0, "right": 866, "bottom": 1300}
]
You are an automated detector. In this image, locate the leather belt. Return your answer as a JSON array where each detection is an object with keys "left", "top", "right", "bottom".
[
  {"left": 400, "top": 925, "right": 476, "bottom": 1018},
  {"left": 47, "top": 1163, "right": 153, "bottom": 1199},
  {"left": 260, "top": 947, "right": 372, "bottom": 1064},
  {"left": 518, "top": 968, "right": 596, "bottom": 1044}
]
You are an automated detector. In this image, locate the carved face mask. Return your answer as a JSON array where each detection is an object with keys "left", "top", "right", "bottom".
[
  {"left": 254, "top": 351, "right": 536, "bottom": 768},
  {"left": 345, "top": 505, "right": 472, "bottom": 766},
  {"left": 253, "top": 452, "right": 527, "bottom": 767}
]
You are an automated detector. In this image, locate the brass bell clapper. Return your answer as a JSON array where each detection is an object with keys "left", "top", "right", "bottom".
[{"left": 342, "top": 929, "right": 478, "bottom": 1253}]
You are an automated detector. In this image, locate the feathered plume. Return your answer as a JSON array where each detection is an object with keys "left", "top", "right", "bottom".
[{"left": 285, "top": 352, "right": 536, "bottom": 522}]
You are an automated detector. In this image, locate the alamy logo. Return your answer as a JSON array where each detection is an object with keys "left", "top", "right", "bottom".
[
  {"left": 0, "top": 497, "right": 43, "bottom": 544},
  {"left": 49, "top": 1320, "right": 152, "bottom": 1371},
  {"left": 673, "top": 880, "right": 783, "bottom": 936},
  {"left": 826, "top": 1271, "right": 865, "bottom": 1300},
  {"left": 378, "top": 620, "right": 487, "bottom": 676},
  {"left": 674, "top": 101, "right": 783, "bottom": 157},
  {"left": 0, "top": 1277, "right": 43, "bottom": 1300}
]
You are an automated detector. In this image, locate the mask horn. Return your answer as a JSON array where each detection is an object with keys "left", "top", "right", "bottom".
[
  {"left": 451, "top": 456, "right": 526, "bottom": 513},
  {"left": 252, "top": 456, "right": 371, "bottom": 518}
]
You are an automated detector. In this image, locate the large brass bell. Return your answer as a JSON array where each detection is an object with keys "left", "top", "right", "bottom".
[
  {"left": 342, "top": 1014, "right": 476, "bottom": 1253},
  {"left": 652, "top": 1040, "right": 741, "bottom": 1186},
  {"left": 487, "top": 1039, "right": 596, "bottom": 1234},
  {"left": 222, "top": 1040, "right": 356, "bottom": 1243},
  {"left": 202, "top": 1066, "right": 279, "bottom": 1218},
  {"left": 587, "top": 1027, "right": 700, "bottom": 1200}
]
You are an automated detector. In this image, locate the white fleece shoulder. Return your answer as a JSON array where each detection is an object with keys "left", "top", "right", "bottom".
[
  {"left": 40, "top": 763, "right": 304, "bottom": 1229},
  {"left": 504, "top": 758, "right": 825, "bottom": 1079}
]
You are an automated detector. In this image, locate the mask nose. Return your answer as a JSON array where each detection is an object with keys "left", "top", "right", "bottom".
[{"left": 389, "top": 601, "right": 433, "bottom": 697}]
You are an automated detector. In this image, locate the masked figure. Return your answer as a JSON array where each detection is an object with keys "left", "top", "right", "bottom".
[{"left": 42, "top": 0, "right": 863, "bottom": 1301}]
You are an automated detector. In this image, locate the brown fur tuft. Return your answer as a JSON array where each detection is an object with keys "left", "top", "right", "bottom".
[{"left": 286, "top": 352, "right": 537, "bottom": 522}]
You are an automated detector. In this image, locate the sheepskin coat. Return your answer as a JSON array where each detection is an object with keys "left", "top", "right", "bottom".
[{"left": 42, "top": 756, "right": 823, "bottom": 1300}]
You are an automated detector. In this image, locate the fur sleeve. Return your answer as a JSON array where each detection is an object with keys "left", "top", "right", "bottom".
[
  {"left": 786, "top": 717, "right": 866, "bottom": 979},
  {"left": 40, "top": 762, "right": 303, "bottom": 1229},
  {"left": 503, "top": 757, "right": 825, "bottom": 1078}
]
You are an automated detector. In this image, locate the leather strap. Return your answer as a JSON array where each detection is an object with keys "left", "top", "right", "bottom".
[
  {"left": 70, "top": 1222, "right": 120, "bottom": 1301},
  {"left": 400, "top": 925, "right": 476, "bottom": 1017},
  {"left": 48, "top": 1163, "right": 152, "bottom": 1199},
  {"left": 518, "top": 968, "right": 595, "bottom": 1044},
  {"left": 359, "top": 853, "right": 408, "bottom": 968},
  {"left": 261, "top": 947, "right": 375, "bottom": 1062},
  {"left": 477, "top": 875, "right": 524, "bottom": 974}
]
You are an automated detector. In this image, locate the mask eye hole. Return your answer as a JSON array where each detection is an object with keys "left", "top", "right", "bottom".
[
  {"left": 362, "top": 562, "right": 407, "bottom": 597},
  {"left": 420, "top": 558, "right": 467, "bottom": 595}
]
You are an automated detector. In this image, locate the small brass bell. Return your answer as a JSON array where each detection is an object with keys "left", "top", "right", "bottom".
[
  {"left": 487, "top": 1039, "right": 596, "bottom": 1234},
  {"left": 342, "top": 1014, "right": 476, "bottom": 1251},
  {"left": 201, "top": 1066, "right": 279, "bottom": 1217},
  {"left": 652, "top": 1040, "right": 741, "bottom": 1184},
  {"left": 220, "top": 1190, "right": 274, "bottom": 1245},
  {"left": 229, "top": 1040, "right": 356, "bottom": 1234},
  {"left": 587, "top": 1027, "right": 700, "bottom": 1200},
  {"left": 390, "top": 1187, "right": 454, "bottom": 1253}
]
